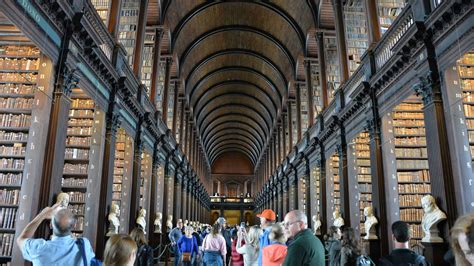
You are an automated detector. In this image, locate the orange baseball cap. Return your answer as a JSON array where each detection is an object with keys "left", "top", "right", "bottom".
[{"left": 256, "top": 209, "right": 276, "bottom": 221}]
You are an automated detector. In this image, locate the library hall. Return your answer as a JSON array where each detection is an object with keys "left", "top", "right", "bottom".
[{"left": 0, "top": 0, "right": 473, "bottom": 265}]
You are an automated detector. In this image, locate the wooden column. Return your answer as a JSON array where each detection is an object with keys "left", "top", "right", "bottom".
[
  {"left": 179, "top": 100, "right": 185, "bottom": 144},
  {"left": 150, "top": 28, "right": 163, "bottom": 104},
  {"left": 172, "top": 81, "right": 179, "bottom": 136},
  {"left": 38, "top": 18, "right": 80, "bottom": 237},
  {"left": 288, "top": 102, "right": 293, "bottom": 147},
  {"left": 415, "top": 73, "right": 457, "bottom": 229},
  {"left": 282, "top": 114, "right": 287, "bottom": 156},
  {"left": 277, "top": 126, "right": 281, "bottom": 164},
  {"left": 318, "top": 145, "right": 328, "bottom": 236},
  {"left": 296, "top": 84, "right": 303, "bottom": 141},
  {"left": 161, "top": 58, "right": 172, "bottom": 123},
  {"left": 316, "top": 32, "right": 329, "bottom": 108},
  {"left": 95, "top": 89, "right": 121, "bottom": 258},
  {"left": 365, "top": 0, "right": 381, "bottom": 44},
  {"left": 332, "top": 0, "right": 349, "bottom": 83},
  {"left": 366, "top": 84, "right": 388, "bottom": 260},
  {"left": 148, "top": 141, "right": 160, "bottom": 244},
  {"left": 129, "top": 121, "right": 143, "bottom": 229},
  {"left": 132, "top": 0, "right": 149, "bottom": 77},
  {"left": 305, "top": 60, "right": 315, "bottom": 126},
  {"left": 173, "top": 174, "right": 182, "bottom": 223},
  {"left": 337, "top": 133, "right": 351, "bottom": 227},
  {"left": 107, "top": 0, "right": 122, "bottom": 40}
]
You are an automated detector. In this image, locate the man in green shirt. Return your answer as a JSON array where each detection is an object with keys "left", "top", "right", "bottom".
[{"left": 283, "top": 210, "right": 325, "bottom": 266}]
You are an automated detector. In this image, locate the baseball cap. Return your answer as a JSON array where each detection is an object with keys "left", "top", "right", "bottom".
[{"left": 256, "top": 209, "right": 276, "bottom": 221}]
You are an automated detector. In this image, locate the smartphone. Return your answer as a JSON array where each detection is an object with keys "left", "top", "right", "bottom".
[{"left": 240, "top": 222, "right": 245, "bottom": 228}]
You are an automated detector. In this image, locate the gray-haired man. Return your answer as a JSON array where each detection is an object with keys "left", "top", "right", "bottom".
[{"left": 17, "top": 203, "right": 95, "bottom": 265}]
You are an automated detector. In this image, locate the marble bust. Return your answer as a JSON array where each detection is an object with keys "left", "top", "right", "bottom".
[
  {"left": 363, "top": 206, "right": 379, "bottom": 240},
  {"left": 166, "top": 215, "right": 173, "bottom": 232},
  {"left": 154, "top": 212, "right": 162, "bottom": 233},
  {"left": 421, "top": 195, "right": 447, "bottom": 242},
  {"left": 107, "top": 203, "right": 120, "bottom": 236},
  {"left": 56, "top": 192, "right": 70, "bottom": 208},
  {"left": 312, "top": 214, "right": 322, "bottom": 235},
  {"left": 333, "top": 209, "right": 345, "bottom": 228},
  {"left": 137, "top": 208, "right": 147, "bottom": 234}
]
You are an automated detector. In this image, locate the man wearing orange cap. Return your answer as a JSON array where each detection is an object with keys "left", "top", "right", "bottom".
[{"left": 256, "top": 209, "right": 276, "bottom": 266}]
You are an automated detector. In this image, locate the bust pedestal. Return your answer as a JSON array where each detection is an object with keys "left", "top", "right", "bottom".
[{"left": 422, "top": 242, "right": 448, "bottom": 266}]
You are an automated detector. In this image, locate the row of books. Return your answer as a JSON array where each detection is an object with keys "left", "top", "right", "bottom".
[
  {"left": 66, "top": 137, "right": 91, "bottom": 146},
  {"left": 0, "top": 146, "right": 25, "bottom": 156},
  {"left": 67, "top": 192, "right": 86, "bottom": 202},
  {"left": 68, "top": 119, "right": 94, "bottom": 127},
  {"left": 0, "top": 98, "right": 33, "bottom": 109},
  {"left": 0, "top": 208, "right": 16, "bottom": 229},
  {"left": 64, "top": 148, "right": 89, "bottom": 160},
  {"left": 69, "top": 109, "right": 94, "bottom": 118},
  {"left": 0, "top": 46, "right": 39, "bottom": 57},
  {"left": 63, "top": 164, "right": 88, "bottom": 174},
  {"left": 398, "top": 183, "right": 431, "bottom": 193},
  {"left": 394, "top": 136, "right": 426, "bottom": 146},
  {"left": 393, "top": 127, "right": 425, "bottom": 135},
  {"left": 0, "top": 114, "right": 31, "bottom": 127},
  {"left": 0, "top": 131, "right": 28, "bottom": 141},
  {"left": 67, "top": 127, "right": 93, "bottom": 136},
  {"left": 0, "top": 174, "right": 22, "bottom": 186},
  {"left": 0, "top": 189, "right": 19, "bottom": 205},
  {"left": 0, "top": 73, "right": 37, "bottom": 83},
  {"left": 71, "top": 99, "right": 94, "bottom": 109},
  {"left": 399, "top": 194, "right": 424, "bottom": 207},
  {"left": 462, "top": 80, "right": 474, "bottom": 90},
  {"left": 0, "top": 84, "right": 35, "bottom": 95},
  {"left": 0, "top": 233, "right": 14, "bottom": 256},
  {"left": 400, "top": 208, "right": 424, "bottom": 221},
  {"left": 459, "top": 67, "right": 474, "bottom": 77},
  {"left": 62, "top": 178, "right": 87, "bottom": 188},
  {"left": 397, "top": 170, "right": 430, "bottom": 182},
  {"left": 358, "top": 183, "right": 372, "bottom": 193},
  {"left": 0, "top": 58, "right": 38, "bottom": 71},
  {"left": 0, "top": 159, "right": 24, "bottom": 170},
  {"left": 395, "top": 148, "right": 427, "bottom": 158},
  {"left": 396, "top": 160, "right": 429, "bottom": 169}
]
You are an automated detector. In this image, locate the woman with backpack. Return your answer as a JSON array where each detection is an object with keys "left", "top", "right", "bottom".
[{"left": 130, "top": 228, "right": 154, "bottom": 266}]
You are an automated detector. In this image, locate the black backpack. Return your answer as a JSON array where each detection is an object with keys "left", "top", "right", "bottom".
[
  {"left": 379, "top": 250, "right": 429, "bottom": 266},
  {"left": 135, "top": 244, "right": 153, "bottom": 266}
]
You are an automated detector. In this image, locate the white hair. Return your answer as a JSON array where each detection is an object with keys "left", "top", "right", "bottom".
[{"left": 291, "top": 210, "right": 308, "bottom": 225}]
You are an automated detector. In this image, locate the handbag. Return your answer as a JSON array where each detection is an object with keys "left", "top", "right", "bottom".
[{"left": 181, "top": 252, "right": 192, "bottom": 263}]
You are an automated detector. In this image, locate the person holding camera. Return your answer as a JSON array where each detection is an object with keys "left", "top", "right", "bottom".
[{"left": 237, "top": 225, "right": 262, "bottom": 266}]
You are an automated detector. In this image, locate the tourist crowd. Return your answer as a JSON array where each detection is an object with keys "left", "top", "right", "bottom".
[{"left": 13, "top": 202, "right": 474, "bottom": 265}]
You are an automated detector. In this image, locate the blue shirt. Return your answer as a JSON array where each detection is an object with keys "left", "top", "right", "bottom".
[
  {"left": 177, "top": 235, "right": 198, "bottom": 255},
  {"left": 169, "top": 227, "right": 183, "bottom": 244},
  {"left": 258, "top": 227, "right": 272, "bottom": 266},
  {"left": 22, "top": 235, "right": 95, "bottom": 266}
]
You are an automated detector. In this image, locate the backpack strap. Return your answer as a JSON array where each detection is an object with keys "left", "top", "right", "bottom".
[{"left": 76, "top": 237, "right": 88, "bottom": 266}]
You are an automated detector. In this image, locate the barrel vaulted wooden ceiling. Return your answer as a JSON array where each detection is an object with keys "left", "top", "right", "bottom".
[{"left": 149, "top": 0, "right": 336, "bottom": 170}]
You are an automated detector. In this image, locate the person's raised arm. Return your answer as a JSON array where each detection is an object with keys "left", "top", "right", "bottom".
[{"left": 16, "top": 204, "right": 61, "bottom": 251}]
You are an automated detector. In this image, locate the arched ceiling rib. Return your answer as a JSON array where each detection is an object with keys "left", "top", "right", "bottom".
[{"left": 163, "top": 0, "right": 317, "bottom": 169}]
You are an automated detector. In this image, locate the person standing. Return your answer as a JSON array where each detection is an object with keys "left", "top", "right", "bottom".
[
  {"left": 177, "top": 226, "right": 199, "bottom": 266},
  {"left": 130, "top": 228, "right": 153, "bottom": 266},
  {"left": 379, "top": 221, "right": 428, "bottom": 265},
  {"left": 262, "top": 223, "right": 288, "bottom": 266},
  {"left": 103, "top": 234, "right": 137, "bottom": 266},
  {"left": 231, "top": 229, "right": 244, "bottom": 266},
  {"left": 216, "top": 217, "right": 232, "bottom": 265},
  {"left": 283, "top": 210, "right": 325, "bottom": 266},
  {"left": 256, "top": 209, "right": 276, "bottom": 266},
  {"left": 202, "top": 223, "right": 227, "bottom": 266},
  {"left": 326, "top": 226, "right": 342, "bottom": 266},
  {"left": 16, "top": 204, "right": 96, "bottom": 265},
  {"left": 339, "top": 228, "right": 360, "bottom": 265},
  {"left": 169, "top": 220, "right": 184, "bottom": 266},
  {"left": 237, "top": 225, "right": 261, "bottom": 266}
]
